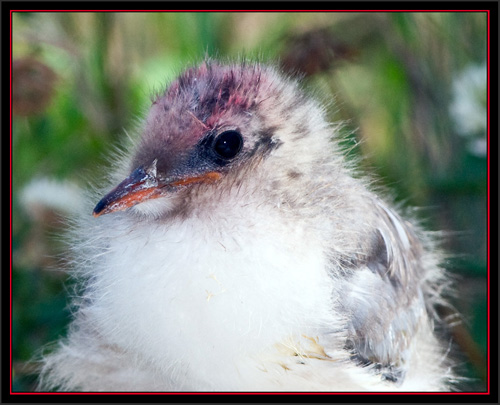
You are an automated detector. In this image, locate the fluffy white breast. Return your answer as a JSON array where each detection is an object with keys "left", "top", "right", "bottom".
[{"left": 82, "top": 190, "right": 341, "bottom": 390}]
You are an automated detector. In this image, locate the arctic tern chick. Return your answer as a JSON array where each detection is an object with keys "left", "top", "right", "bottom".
[{"left": 39, "top": 60, "right": 454, "bottom": 392}]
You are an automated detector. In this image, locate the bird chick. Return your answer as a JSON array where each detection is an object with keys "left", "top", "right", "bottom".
[{"left": 39, "top": 60, "right": 455, "bottom": 392}]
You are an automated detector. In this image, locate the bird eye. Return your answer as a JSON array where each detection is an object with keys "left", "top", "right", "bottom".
[{"left": 212, "top": 130, "right": 243, "bottom": 160}]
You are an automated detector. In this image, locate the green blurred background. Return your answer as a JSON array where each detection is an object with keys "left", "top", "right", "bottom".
[{"left": 11, "top": 12, "right": 488, "bottom": 392}]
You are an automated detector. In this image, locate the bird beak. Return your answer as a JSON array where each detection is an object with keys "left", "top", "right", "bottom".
[{"left": 93, "top": 159, "right": 221, "bottom": 217}]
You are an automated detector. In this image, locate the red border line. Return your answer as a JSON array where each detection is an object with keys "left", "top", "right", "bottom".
[
  {"left": 9, "top": 9, "right": 493, "bottom": 13},
  {"left": 486, "top": 8, "right": 491, "bottom": 397},
  {"left": 9, "top": 8, "right": 492, "bottom": 396}
]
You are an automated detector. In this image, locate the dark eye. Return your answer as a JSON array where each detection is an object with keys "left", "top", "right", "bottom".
[{"left": 212, "top": 130, "right": 243, "bottom": 160}]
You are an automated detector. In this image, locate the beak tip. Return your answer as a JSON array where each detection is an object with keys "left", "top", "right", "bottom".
[{"left": 92, "top": 199, "right": 107, "bottom": 217}]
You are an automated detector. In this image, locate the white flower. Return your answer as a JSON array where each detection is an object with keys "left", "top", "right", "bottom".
[
  {"left": 20, "top": 177, "right": 82, "bottom": 220},
  {"left": 449, "top": 62, "right": 487, "bottom": 157}
]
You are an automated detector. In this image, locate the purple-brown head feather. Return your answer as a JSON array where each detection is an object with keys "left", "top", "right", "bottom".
[
  {"left": 133, "top": 62, "right": 271, "bottom": 174},
  {"left": 94, "top": 61, "right": 282, "bottom": 217}
]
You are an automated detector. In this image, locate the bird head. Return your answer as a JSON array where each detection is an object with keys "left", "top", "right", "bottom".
[{"left": 92, "top": 62, "right": 296, "bottom": 218}]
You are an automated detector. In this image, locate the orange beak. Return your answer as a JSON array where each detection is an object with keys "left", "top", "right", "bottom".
[{"left": 93, "top": 161, "right": 221, "bottom": 217}]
